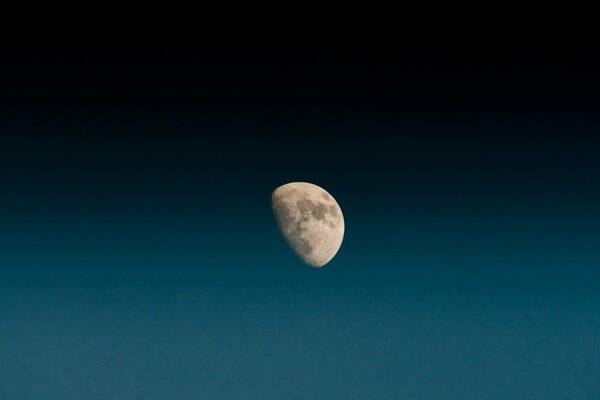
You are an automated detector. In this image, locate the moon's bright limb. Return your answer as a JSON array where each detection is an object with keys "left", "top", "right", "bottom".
[{"left": 272, "top": 182, "right": 344, "bottom": 268}]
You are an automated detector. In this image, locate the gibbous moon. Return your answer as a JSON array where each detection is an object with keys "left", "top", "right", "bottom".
[{"left": 272, "top": 182, "right": 345, "bottom": 268}]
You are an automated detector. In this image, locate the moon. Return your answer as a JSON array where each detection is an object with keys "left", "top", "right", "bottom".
[{"left": 272, "top": 182, "right": 345, "bottom": 268}]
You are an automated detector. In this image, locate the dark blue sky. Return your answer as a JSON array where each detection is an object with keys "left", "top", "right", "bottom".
[{"left": 1, "top": 54, "right": 599, "bottom": 399}]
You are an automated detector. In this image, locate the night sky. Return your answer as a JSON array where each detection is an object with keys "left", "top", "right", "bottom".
[{"left": 1, "top": 53, "right": 599, "bottom": 399}]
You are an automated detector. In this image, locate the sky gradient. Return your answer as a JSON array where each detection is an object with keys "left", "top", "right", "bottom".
[{"left": 1, "top": 54, "right": 599, "bottom": 399}]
